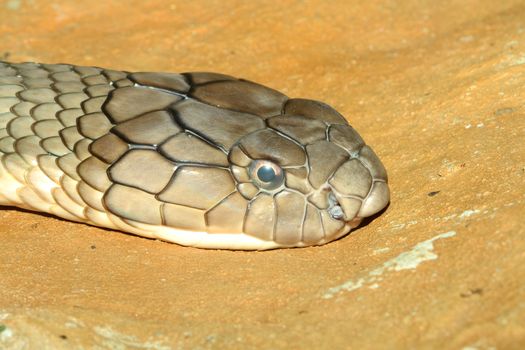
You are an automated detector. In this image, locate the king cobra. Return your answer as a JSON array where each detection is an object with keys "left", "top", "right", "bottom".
[{"left": 0, "top": 61, "right": 390, "bottom": 250}]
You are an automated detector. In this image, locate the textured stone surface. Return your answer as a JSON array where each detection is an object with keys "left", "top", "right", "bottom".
[{"left": 0, "top": 0, "right": 524, "bottom": 349}]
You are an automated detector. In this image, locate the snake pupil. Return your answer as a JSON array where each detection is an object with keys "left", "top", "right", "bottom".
[
  {"left": 257, "top": 166, "right": 276, "bottom": 182},
  {"left": 248, "top": 160, "right": 283, "bottom": 191}
]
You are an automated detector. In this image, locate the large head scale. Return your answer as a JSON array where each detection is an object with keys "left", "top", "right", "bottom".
[{"left": 91, "top": 71, "right": 390, "bottom": 249}]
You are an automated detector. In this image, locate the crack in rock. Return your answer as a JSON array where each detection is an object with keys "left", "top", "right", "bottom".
[{"left": 323, "top": 231, "right": 457, "bottom": 299}]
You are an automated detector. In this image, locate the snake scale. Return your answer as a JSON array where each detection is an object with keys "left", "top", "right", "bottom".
[{"left": 0, "top": 61, "right": 389, "bottom": 250}]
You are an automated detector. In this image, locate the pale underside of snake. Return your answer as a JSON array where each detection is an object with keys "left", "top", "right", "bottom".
[{"left": 0, "top": 61, "right": 390, "bottom": 250}]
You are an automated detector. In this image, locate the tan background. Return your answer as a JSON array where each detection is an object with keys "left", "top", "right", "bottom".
[{"left": 1, "top": 0, "right": 524, "bottom": 348}]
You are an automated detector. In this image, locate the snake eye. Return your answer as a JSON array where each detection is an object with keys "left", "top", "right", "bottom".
[{"left": 249, "top": 160, "right": 284, "bottom": 191}]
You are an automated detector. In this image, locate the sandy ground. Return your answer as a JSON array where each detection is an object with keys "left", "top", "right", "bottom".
[{"left": 0, "top": 0, "right": 524, "bottom": 349}]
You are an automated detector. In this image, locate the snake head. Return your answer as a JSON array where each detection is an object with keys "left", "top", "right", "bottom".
[
  {"left": 228, "top": 100, "right": 390, "bottom": 246},
  {"left": 97, "top": 71, "right": 389, "bottom": 249}
]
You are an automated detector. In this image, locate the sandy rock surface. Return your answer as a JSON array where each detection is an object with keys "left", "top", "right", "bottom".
[{"left": 1, "top": 0, "right": 524, "bottom": 349}]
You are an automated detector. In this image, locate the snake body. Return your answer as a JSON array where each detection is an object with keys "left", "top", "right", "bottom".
[{"left": 0, "top": 61, "right": 389, "bottom": 250}]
